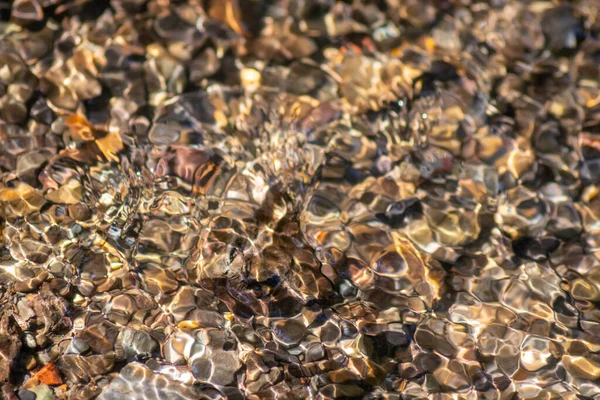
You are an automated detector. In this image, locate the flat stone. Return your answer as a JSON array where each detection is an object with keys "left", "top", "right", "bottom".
[{"left": 98, "top": 363, "right": 204, "bottom": 400}]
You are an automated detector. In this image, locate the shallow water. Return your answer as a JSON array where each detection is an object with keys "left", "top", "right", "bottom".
[{"left": 1, "top": 0, "right": 600, "bottom": 399}]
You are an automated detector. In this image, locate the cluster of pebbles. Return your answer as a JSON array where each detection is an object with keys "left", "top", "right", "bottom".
[{"left": 1, "top": 0, "right": 600, "bottom": 399}]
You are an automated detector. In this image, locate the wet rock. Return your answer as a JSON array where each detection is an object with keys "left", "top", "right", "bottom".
[
  {"left": 18, "top": 389, "right": 36, "bottom": 400},
  {"left": 29, "top": 383, "right": 54, "bottom": 400},
  {"left": 541, "top": 6, "right": 585, "bottom": 55},
  {"left": 58, "top": 354, "right": 115, "bottom": 382},
  {"left": 11, "top": 0, "right": 44, "bottom": 25},
  {"left": 0, "top": 316, "right": 21, "bottom": 383},
  {"left": 115, "top": 328, "right": 157, "bottom": 361},
  {"left": 562, "top": 355, "right": 600, "bottom": 381},
  {"left": 98, "top": 363, "right": 204, "bottom": 400},
  {"left": 31, "top": 362, "right": 63, "bottom": 386},
  {"left": 496, "top": 186, "right": 550, "bottom": 239}
]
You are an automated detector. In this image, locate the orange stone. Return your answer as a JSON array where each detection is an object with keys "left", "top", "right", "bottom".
[
  {"left": 34, "top": 362, "right": 63, "bottom": 386},
  {"left": 65, "top": 114, "right": 95, "bottom": 141}
]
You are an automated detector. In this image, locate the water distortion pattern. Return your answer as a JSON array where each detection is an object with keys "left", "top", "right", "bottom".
[{"left": 1, "top": 0, "right": 600, "bottom": 399}]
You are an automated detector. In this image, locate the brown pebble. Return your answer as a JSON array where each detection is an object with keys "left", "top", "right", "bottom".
[{"left": 25, "top": 356, "right": 37, "bottom": 371}]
